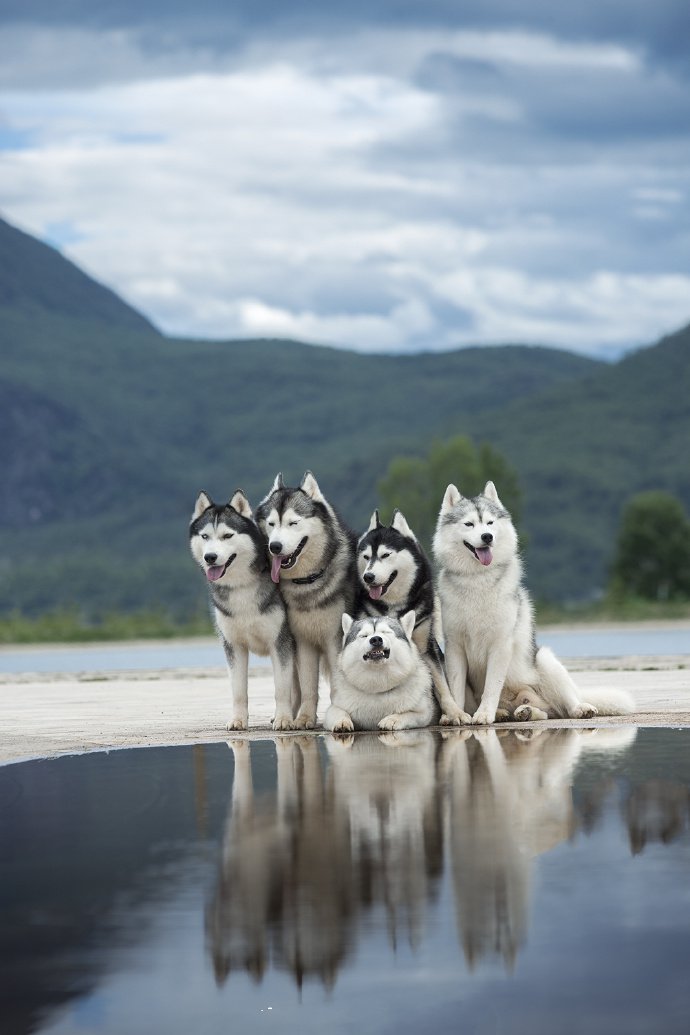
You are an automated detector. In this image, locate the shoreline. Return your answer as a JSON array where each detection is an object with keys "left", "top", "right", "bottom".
[{"left": 1, "top": 656, "right": 689, "bottom": 767}]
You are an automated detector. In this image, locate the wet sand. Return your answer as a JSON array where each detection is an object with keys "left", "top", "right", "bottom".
[{"left": 1, "top": 647, "right": 689, "bottom": 765}]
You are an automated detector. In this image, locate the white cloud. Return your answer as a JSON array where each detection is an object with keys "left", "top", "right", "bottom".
[{"left": 0, "top": 26, "right": 687, "bottom": 355}]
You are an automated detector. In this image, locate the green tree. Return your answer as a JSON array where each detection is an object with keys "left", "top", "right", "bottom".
[
  {"left": 377, "top": 436, "right": 522, "bottom": 548},
  {"left": 610, "top": 491, "right": 690, "bottom": 601}
]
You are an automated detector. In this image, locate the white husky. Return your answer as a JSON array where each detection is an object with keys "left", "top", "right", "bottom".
[
  {"left": 324, "top": 612, "right": 439, "bottom": 732},
  {"left": 433, "top": 481, "right": 635, "bottom": 725},
  {"left": 190, "top": 490, "right": 296, "bottom": 731}
]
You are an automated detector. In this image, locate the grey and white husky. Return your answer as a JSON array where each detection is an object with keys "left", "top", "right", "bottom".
[
  {"left": 358, "top": 509, "right": 467, "bottom": 725},
  {"left": 324, "top": 612, "right": 439, "bottom": 732},
  {"left": 255, "top": 471, "right": 360, "bottom": 729},
  {"left": 190, "top": 490, "right": 296, "bottom": 731},
  {"left": 433, "top": 481, "right": 635, "bottom": 725}
]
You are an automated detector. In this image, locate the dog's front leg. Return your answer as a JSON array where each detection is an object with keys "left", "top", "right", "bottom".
[
  {"left": 471, "top": 646, "right": 511, "bottom": 725},
  {"left": 270, "top": 649, "right": 295, "bottom": 731},
  {"left": 443, "top": 639, "right": 473, "bottom": 724},
  {"left": 324, "top": 704, "right": 354, "bottom": 733},
  {"left": 226, "top": 643, "right": 249, "bottom": 731},
  {"left": 294, "top": 642, "right": 319, "bottom": 729}
]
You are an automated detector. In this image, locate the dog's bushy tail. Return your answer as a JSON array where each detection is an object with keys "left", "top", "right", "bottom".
[{"left": 577, "top": 686, "right": 636, "bottom": 716}]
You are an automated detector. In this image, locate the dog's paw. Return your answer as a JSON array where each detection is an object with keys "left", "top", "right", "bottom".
[
  {"left": 470, "top": 707, "right": 496, "bottom": 726},
  {"left": 439, "top": 707, "right": 473, "bottom": 726},
  {"left": 272, "top": 714, "right": 295, "bottom": 732},
  {"left": 494, "top": 708, "right": 511, "bottom": 722},
  {"left": 226, "top": 717, "right": 248, "bottom": 732},
  {"left": 331, "top": 716, "right": 354, "bottom": 734},
  {"left": 571, "top": 702, "right": 598, "bottom": 720},
  {"left": 378, "top": 713, "right": 412, "bottom": 731},
  {"left": 293, "top": 711, "right": 317, "bottom": 730},
  {"left": 514, "top": 704, "right": 534, "bottom": 722}
]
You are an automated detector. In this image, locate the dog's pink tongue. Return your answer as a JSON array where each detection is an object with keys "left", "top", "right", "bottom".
[
  {"left": 368, "top": 585, "right": 383, "bottom": 600},
  {"left": 206, "top": 565, "right": 225, "bottom": 582},
  {"left": 476, "top": 546, "right": 493, "bottom": 566},
  {"left": 271, "top": 555, "right": 282, "bottom": 583}
]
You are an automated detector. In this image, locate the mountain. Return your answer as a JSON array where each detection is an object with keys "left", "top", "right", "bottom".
[
  {"left": 0, "top": 215, "right": 156, "bottom": 333},
  {"left": 0, "top": 213, "right": 687, "bottom": 616}
]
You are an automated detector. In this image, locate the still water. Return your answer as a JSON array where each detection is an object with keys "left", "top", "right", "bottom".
[
  {"left": 1, "top": 626, "right": 689, "bottom": 673},
  {"left": 2, "top": 728, "right": 690, "bottom": 1034}
]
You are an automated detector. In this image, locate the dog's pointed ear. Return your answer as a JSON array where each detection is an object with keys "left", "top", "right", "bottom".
[
  {"left": 391, "top": 509, "right": 415, "bottom": 540},
  {"left": 229, "top": 489, "right": 252, "bottom": 519},
  {"left": 341, "top": 613, "right": 353, "bottom": 638},
  {"left": 192, "top": 491, "right": 212, "bottom": 521},
  {"left": 270, "top": 472, "right": 285, "bottom": 493},
  {"left": 301, "top": 470, "right": 325, "bottom": 502},
  {"left": 366, "top": 509, "right": 381, "bottom": 533},
  {"left": 441, "top": 484, "right": 462, "bottom": 514},
  {"left": 400, "top": 610, "right": 416, "bottom": 641},
  {"left": 483, "top": 480, "right": 501, "bottom": 505}
]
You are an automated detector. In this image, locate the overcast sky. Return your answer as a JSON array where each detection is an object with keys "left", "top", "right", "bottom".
[{"left": 1, "top": 2, "right": 688, "bottom": 355}]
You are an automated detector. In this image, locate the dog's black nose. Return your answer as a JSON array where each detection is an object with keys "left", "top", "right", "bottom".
[
  {"left": 269, "top": 541, "right": 283, "bottom": 555},
  {"left": 369, "top": 635, "right": 384, "bottom": 648},
  {"left": 363, "top": 571, "right": 375, "bottom": 584},
  {"left": 204, "top": 552, "right": 218, "bottom": 564},
  {"left": 481, "top": 532, "right": 493, "bottom": 545}
]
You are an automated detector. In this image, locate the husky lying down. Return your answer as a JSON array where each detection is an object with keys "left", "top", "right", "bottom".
[
  {"left": 433, "top": 481, "right": 635, "bottom": 725},
  {"left": 190, "top": 490, "right": 296, "bottom": 731},
  {"left": 324, "top": 612, "right": 439, "bottom": 732}
]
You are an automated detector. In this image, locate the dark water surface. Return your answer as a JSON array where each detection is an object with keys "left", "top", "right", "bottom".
[{"left": 2, "top": 728, "right": 690, "bottom": 1034}]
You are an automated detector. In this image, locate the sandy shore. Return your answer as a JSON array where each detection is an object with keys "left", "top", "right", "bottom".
[{"left": 1, "top": 645, "right": 688, "bottom": 765}]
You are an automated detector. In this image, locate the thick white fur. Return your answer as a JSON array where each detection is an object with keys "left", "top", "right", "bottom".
[
  {"left": 433, "top": 481, "right": 635, "bottom": 725},
  {"left": 325, "top": 612, "right": 437, "bottom": 732}
]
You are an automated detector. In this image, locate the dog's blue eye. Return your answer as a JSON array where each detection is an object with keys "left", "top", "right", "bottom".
[
  {"left": 222, "top": 533, "right": 233, "bottom": 540},
  {"left": 464, "top": 522, "right": 474, "bottom": 528},
  {"left": 201, "top": 533, "right": 209, "bottom": 540},
  {"left": 288, "top": 520, "right": 298, "bottom": 527},
  {"left": 487, "top": 521, "right": 494, "bottom": 526},
  {"left": 381, "top": 552, "right": 391, "bottom": 559}
]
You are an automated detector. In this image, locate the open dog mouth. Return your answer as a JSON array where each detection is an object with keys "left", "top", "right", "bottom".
[
  {"left": 367, "top": 570, "right": 398, "bottom": 601},
  {"left": 363, "top": 647, "right": 390, "bottom": 662},
  {"left": 270, "top": 536, "right": 308, "bottom": 582},
  {"left": 464, "top": 541, "right": 493, "bottom": 567},
  {"left": 206, "top": 554, "right": 237, "bottom": 582}
]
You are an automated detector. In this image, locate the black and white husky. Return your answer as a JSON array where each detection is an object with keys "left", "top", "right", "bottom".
[
  {"left": 255, "top": 471, "right": 360, "bottom": 729},
  {"left": 324, "top": 612, "right": 439, "bottom": 732},
  {"left": 190, "top": 490, "right": 296, "bottom": 731},
  {"left": 357, "top": 509, "right": 468, "bottom": 725},
  {"left": 433, "top": 481, "right": 635, "bottom": 725}
]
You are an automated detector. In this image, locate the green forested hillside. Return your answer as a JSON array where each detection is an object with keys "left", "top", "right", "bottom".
[{"left": 0, "top": 214, "right": 687, "bottom": 617}]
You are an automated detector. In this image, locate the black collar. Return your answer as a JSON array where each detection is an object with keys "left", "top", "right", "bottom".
[{"left": 291, "top": 568, "right": 326, "bottom": 585}]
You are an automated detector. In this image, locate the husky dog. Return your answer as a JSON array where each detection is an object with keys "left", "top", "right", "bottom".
[
  {"left": 324, "top": 612, "right": 439, "bottom": 732},
  {"left": 190, "top": 490, "right": 296, "bottom": 731},
  {"left": 255, "top": 471, "right": 360, "bottom": 729},
  {"left": 433, "top": 481, "right": 635, "bottom": 725},
  {"left": 358, "top": 509, "right": 468, "bottom": 725}
]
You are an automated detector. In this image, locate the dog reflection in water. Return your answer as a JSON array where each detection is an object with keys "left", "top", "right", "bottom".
[
  {"left": 441, "top": 726, "right": 637, "bottom": 968},
  {"left": 206, "top": 732, "right": 441, "bottom": 988},
  {"left": 207, "top": 726, "right": 639, "bottom": 987}
]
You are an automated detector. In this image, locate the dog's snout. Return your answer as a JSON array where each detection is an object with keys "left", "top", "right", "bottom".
[
  {"left": 363, "top": 571, "right": 375, "bottom": 584},
  {"left": 204, "top": 552, "right": 218, "bottom": 564},
  {"left": 481, "top": 532, "right": 493, "bottom": 545},
  {"left": 269, "top": 541, "right": 283, "bottom": 555},
  {"left": 369, "top": 634, "right": 384, "bottom": 648}
]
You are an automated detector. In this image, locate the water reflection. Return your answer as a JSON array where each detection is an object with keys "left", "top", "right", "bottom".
[
  {"left": 4, "top": 729, "right": 690, "bottom": 1035},
  {"left": 207, "top": 726, "right": 651, "bottom": 986}
]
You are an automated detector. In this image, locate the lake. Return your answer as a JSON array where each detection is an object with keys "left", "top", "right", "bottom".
[
  {"left": 2, "top": 727, "right": 690, "bottom": 1034},
  {"left": 1, "top": 625, "right": 688, "bottom": 674}
]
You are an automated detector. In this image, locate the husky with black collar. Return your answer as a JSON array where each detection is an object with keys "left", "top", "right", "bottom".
[
  {"left": 255, "top": 471, "right": 360, "bottom": 729},
  {"left": 190, "top": 489, "right": 296, "bottom": 731},
  {"left": 433, "top": 481, "right": 635, "bottom": 725},
  {"left": 357, "top": 509, "right": 468, "bottom": 725},
  {"left": 325, "top": 611, "right": 438, "bottom": 732}
]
